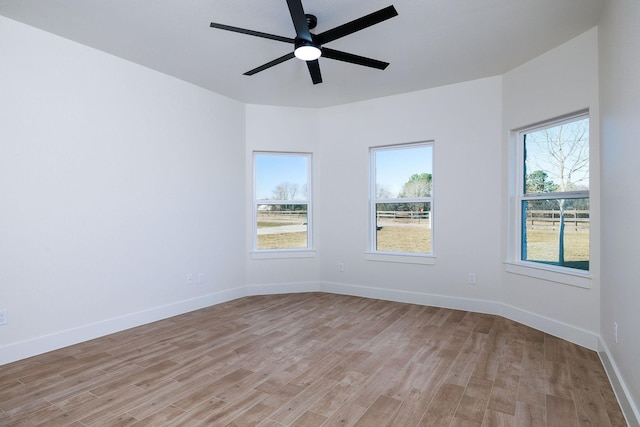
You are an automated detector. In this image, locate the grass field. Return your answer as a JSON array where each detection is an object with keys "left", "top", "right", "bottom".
[
  {"left": 524, "top": 227, "right": 589, "bottom": 269},
  {"left": 376, "top": 225, "right": 432, "bottom": 253},
  {"left": 257, "top": 231, "right": 307, "bottom": 249},
  {"left": 257, "top": 222, "right": 589, "bottom": 268},
  {"left": 257, "top": 220, "right": 306, "bottom": 249}
]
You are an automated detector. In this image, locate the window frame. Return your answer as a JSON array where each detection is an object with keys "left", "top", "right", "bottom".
[
  {"left": 367, "top": 141, "right": 435, "bottom": 263},
  {"left": 510, "top": 111, "right": 591, "bottom": 283},
  {"left": 252, "top": 151, "right": 313, "bottom": 256}
]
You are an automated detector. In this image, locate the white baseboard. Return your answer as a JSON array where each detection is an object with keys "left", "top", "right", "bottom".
[
  {"left": 0, "top": 287, "right": 246, "bottom": 366},
  {"left": 321, "top": 281, "right": 499, "bottom": 314},
  {"left": 598, "top": 339, "right": 640, "bottom": 427},
  {"left": 245, "top": 280, "right": 321, "bottom": 296}
]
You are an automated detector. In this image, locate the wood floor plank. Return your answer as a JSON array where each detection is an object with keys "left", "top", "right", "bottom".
[
  {"left": 384, "top": 360, "right": 429, "bottom": 401},
  {"left": 290, "top": 410, "right": 327, "bottom": 427},
  {"left": 515, "top": 401, "right": 545, "bottom": 427},
  {"left": 482, "top": 409, "right": 516, "bottom": 427},
  {"left": 472, "top": 349, "right": 501, "bottom": 382},
  {"left": 573, "top": 389, "right": 614, "bottom": 427},
  {"left": 419, "top": 383, "right": 465, "bottom": 426},
  {"left": 306, "top": 370, "right": 367, "bottom": 417},
  {"left": 0, "top": 293, "right": 626, "bottom": 427},
  {"left": 353, "top": 394, "right": 402, "bottom": 427},
  {"left": 567, "top": 355, "right": 601, "bottom": 393},
  {"left": 268, "top": 377, "right": 338, "bottom": 425},
  {"left": 320, "top": 402, "right": 368, "bottom": 427},
  {"left": 197, "top": 388, "right": 270, "bottom": 426},
  {"left": 487, "top": 364, "right": 520, "bottom": 416},
  {"left": 546, "top": 394, "right": 578, "bottom": 427},
  {"left": 130, "top": 404, "right": 185, "bottom": 426},
  {"left": 387, "top": 356, "right": 452, "bottom": 426},
  {"left": 545, "top": 360, "right": 574, "bottom": 400},
  {"left": 450, "top": 417, "right": 483, "bottom": 427},
  {"left": 455, "top": 376, "right": 494, "bottom": 423},
  {"left": 226, "top": 383, "right": 303, "bottom": 427},
  {"left": 518, "top": 366, "right": 547, "bottom": 407}
]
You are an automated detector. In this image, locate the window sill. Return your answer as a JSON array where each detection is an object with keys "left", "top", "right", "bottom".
[
  {"left": 504, "top": 261, "right": 591, "bottom": 289},
  {"left": 251, "top": 249, "right": 317, "bottom": 260},
  {"left": 365, "top": 252, "right": 436, "bottom": 265}
]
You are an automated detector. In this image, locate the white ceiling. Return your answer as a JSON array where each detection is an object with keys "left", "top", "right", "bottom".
[{"left": 0, "top": 0, "right": 604, "bottom": 108}]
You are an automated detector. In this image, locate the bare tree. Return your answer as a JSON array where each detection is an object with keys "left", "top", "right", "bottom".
[
  {"left": 533, "top": 121, "right": 589, "bottom": 191},
  {"left": 272, "top": 182, "right": 301, "bottom": 211},
  {"left": 526, "top": 118, "right": 589, "bottom": 265},
  {"left": 398, "top": 173, "right": 432, "bottom": 213},
  {"left": 400, "top": 173, "right": 432, "bottom": 199},
  {"left": 272, "top": 182, "right": 299, "bottom": 200},
  {"left": 376, "top": 184, "right": 393, "bottom": 199}
]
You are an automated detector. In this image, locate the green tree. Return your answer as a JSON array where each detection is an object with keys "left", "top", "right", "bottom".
[
  {"left": 525, "top": 170, "right": 558, "bottom": 211},
  {"left": 525, "top": 170, "right": 558, "bottom": 194}
]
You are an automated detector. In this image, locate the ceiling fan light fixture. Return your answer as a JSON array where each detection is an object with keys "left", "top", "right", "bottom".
[{"left": 294, "top": 39, "right": 321, "bottom": 61}]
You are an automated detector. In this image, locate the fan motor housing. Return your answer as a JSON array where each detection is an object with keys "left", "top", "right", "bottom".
[{"left": 306, "top": 14, "right": 317, "bottom": 30}]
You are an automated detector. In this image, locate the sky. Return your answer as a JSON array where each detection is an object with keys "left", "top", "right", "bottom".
[
  {"left": 254, "top": 145, "right": 433, "bottom": 201},
  {"left": 375, "top": 144, "right": 433, "bottom": 197},
  {"left": 255, "top": 154, "right": 309, "bottom": 200}
]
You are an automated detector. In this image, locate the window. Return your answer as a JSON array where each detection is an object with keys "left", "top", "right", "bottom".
[
  {"left": 253, "top": 152, "right": 311, "bottom": 251},
  {"left": 516, "top": 113, "right": 589, "bottom": 272},
  {"left": 370, "top": 142, "right": 433, "bottom": 256}
]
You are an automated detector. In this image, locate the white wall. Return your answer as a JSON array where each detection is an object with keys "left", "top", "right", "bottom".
[
  {"left": 317, "top": 77, "right": 504, "bottom": 308},
  {"left": 0, "top": 16, "right": 246, "bottom": 363},
  {"left": 599, "top": 0, "right": 640, "bottom": 422},
  {"left": 501, "top": 28, "right": 601, "bottom": 338}
]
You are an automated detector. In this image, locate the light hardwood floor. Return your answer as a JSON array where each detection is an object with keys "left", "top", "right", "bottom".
[{"left": 0, "top": 293, "right": 627, "bottom": 426}]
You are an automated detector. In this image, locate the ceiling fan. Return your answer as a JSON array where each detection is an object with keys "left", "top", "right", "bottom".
[{"left": 209, "top": 0, "right": 398, "bottom": 85}]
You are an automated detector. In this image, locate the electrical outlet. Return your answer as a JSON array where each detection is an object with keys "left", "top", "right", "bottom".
[
  {"left": 0, "top": 308, "right": 8, "bottom": 325},
  {"left": 198, "top": 273, "right": 205, "bottom": 284},
  {"left": 338, "top": 262, "right": 345, "bottom": 272},
  {"left": 468, "top": 273, "right": 476, "bottom": 284},
  {"left": 186, "top": 273, "right": 194, "bottom": 285},
  {"left": 614, "top": 322, "right": 618, "bottom": 343}
]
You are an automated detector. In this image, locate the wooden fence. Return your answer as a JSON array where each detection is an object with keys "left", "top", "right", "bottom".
[
  {"left": 376, "top": 211, "right": 430, "bottom": 220},
  {"left": 257, "top": 210, "right": 307, "bottom": 221},
  {"left": 526, "top": 209, "right": 589, "bottom": 230}
]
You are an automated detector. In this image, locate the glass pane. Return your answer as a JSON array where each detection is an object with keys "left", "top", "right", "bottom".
[
  {"left": 376, "top": 202, "right": 431, "bottom": 254},
  {"left": 375, "top": 145, "right": 433, "bottom": 198},
  {"left": 255, "top": 154, "right": 308, "bottom": 201},
  {"left": 256, "top": 204, "right": 307, "bottom": 250},
  {"left": 524, "top": 117, "right": 589, "bottom": 194},
  {"left": 521, "top": 198, "right": 589, "bottom": 270}
]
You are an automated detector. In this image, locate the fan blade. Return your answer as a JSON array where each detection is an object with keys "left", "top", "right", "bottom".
[
  {"left": 210, "top": 22, "right": 294, "bottom": 44},
  {"left": 244, "top": 52, "right": 296, "bottom": 75},
  {"left": 321, "top": 47, "right": 389, "bottom": 70},
  {"left": 306, "top": 59, "right": 323, "bottom": 84},
  {"left": 316, "top": 5, "right": 398, "bottom": 45},
  {"left": 286, "top": 0, "right": 313, "bottom": 42}
]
